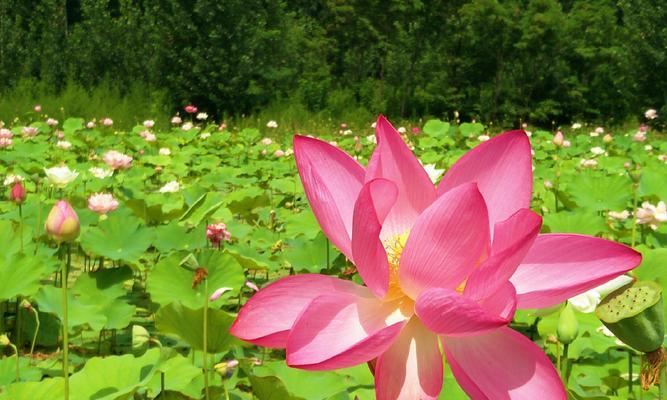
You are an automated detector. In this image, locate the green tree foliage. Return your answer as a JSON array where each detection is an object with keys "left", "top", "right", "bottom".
[{"left": 0, "top": 0, "right": 664, "bottom": 125}]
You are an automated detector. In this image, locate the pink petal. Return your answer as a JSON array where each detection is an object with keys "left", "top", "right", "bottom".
[
  {"left": 286, "top": 293, "right": 409, "bottom": 370},
  {"left": 375, "top": 318, "right": 442, "bottom": 400},
  {"left": 294, "top": 135, "right": 365, "bottom": 259},
  {"left": 415, "top": 288, "right": 509, "bottom": 336},
  {"left": 438, "top": 130, "right": 532, "bottom": 234},
  {"left": 366, "top": 116, "right": 436, "bottom": 239},
  {"left": 510, "top": 234, "right": 642, "bottom": 309},
  {"left": 464, "top": 209, "right": 542, "bottom": 300},
  {"left": 478, "top": 282, "right": 517, "bottom": 321},
  {"left": 399, "top": 183, "right": 490, "bottom": 299},
  {"left": 230, "top": 274, "right": 372, "bottom": 347},
  {"left": 352, "top": 179, "right": 399, "bottom": 298},
  {"left": 444, "top": 327, "right": 567, "bottom": 399}
]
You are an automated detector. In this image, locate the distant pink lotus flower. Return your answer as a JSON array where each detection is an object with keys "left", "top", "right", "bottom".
[
  {"left": 46, "top": 118, "right": 58, "bottom": 126},
  {"left": 86, "top": 121, "right": 95, "bottom": 129},
  {"left": 22, "top": 126, "right": 38, "bottom": 137},
  {"left": 171, "top": 116, "right": 182, "bottom": 125},
  {"left": 101, "top": 118, "right": 113, "bottom": 127},
  {"left": 206, "top": 222, "right": 231, "bottom": 247},
  {"left": 103, "top": 150, "right": 133, "bottom": 170},
  {"left": 34, "top": 105, "right": 42, "bottom": 113},
  {"left": 411, "top": 126, "right": 420, "bottom": 134},
  {"left": 274, "top": 149, "right": 285, "bottom": 158},
  {"left": 0, "top": 138, "right": 12, "bottom": 148},
  {"left": 552, "top": 131, "right": 564, "bottom": 146},
  {"left": 184, "top": 105, "right": 198, "bottom": 114},
  {"left": 87, "top": 193, "right": 119, "bottom": 215},
  {"left": 0, "top": 128, "right": 12, "bottom": 139},
  {"left": 230, "top": 116, "right": 641, "bottom": 399},
  {"left": 143, "top": 120, "right": 155, "bottom": 129}
]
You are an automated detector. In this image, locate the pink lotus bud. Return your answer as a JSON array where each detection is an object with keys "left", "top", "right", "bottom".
[
  {"left": 184, "top": 105, "right": 198, "bottom": 114},
  {"left": 245, "top": 281, "right": 259, "bottom": 292},
  {"left": 56, "top": 131, "right": 65, "bottom": 140},
  {"left": 101, "top": 118, "right": 113, "bottom": 127},
  {"left": 552, "top": 131, "right": 564, "bottom": 146},
  {"left": 87, "top": 193, "right": 119, "bottom": 215},
  {"left": 260, "top": 137, "right": 272, "bottom": 146},
  {"left": 86, "top": 121, "right": 95, "bottom": 129},
  {"left": 218, "top": 122, "right": 227, "bottom": 131},
  {"left": 46, "top": 118, "right": 58, "bottom": 127},
  {"left": 209, "top": 287, "right": 232, "bottom": 301},
  {"left": 143, "top": 120, "right": 155, "bottom": 129},
  {"left": 411, "top": 126, "right": 420, "bottom": 134},
  {"left": 10, "top": 182, "right": 26, "bottom": 204},
  {"left": 171, "top": 116, "right": 182, "bottom": 125},
  {"left": 340, "top": 123, "right": 348, "bottom": 129},
  {"left": 274, "top": 149, "right": 285, "bottom": 158},
  {"left": 34, "top": 104, "right": 42, "bottom": 113},
  {"left": 602, "top": 134, "right": 613, "bottom": 143},
  {"left": 45, "top": 200, "right": 80, "bottom": 242},
  {"left": 543, "top": 180, "right": 553, "bottom": 189}
]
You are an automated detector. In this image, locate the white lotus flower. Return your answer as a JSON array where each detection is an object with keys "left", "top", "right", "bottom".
[
  {"left": 366, "top": 134, "right": 377, "bottom": 144},
  {"left": 636, "top": 201, "right": 667, "bottom": 230},
  {"left": 568, "top": 275, "right": 634, "bottom": 313},
  {"left": 4, "top": 174, "right": 24, "bottom": 186},
  {"left": 645, "top": 108, "right": 658, "bottom": 120},
  {"left": 143, "top": 120, "right": 155, "bottom": 128},
  {"left": 590, "top": 147, "right": 605, "bottom": 156},
  {"left": 44, "top": 165, "right": 78, "bottom": 188},
  {"left": 56, "top": 140, "right": 72, "bottom": 150},
  {"left": 477, "top": 134, "right": 490, "bottom": 142},
  {"left": 159, "top": 147, "right": 171, "bottom": 156},
  {"left": 266, "top": 120, "right": 278, "bottom": 128},
  {"left": 88, "top": 167, "right": 113, "bottom": 179},
  {"left": 196, "top": 112, "right": 208, "bottom": 120},
  {"left": 159, "top": 180, "right": 181, "bottom": 193},
  {"left": 181, "top": 122, "right": 194, "bottom": 131},
  {"left": 571, "top": 123, "right": 582, "bottom": 130},
  {"left": 580, "top": 159, "right": 598, "bottom": 168},
  {"left": 608, "top": 210, "right": 630, "bottom": 221}
]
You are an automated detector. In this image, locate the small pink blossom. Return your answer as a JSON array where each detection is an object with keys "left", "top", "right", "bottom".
[
  {"left": 33, "top": 104, "right": 42, "bottom": 113},
  {"left": 87, "top": 193, "right": 119, "bottom": 215},
  {"left": 206, "top": 222, "right": 231, "bottom": 247},
  {"left": 86, "top": 121, "right": 95, "bottom": 129},
  {"left": 171, "top": 116, "right": 182, "bottom": 125},
  {"left": 144, "top": 132, "right": 156, "bottom": 142},
  {"left": 411, "top": 126, "right": 421, "bottom": 134},
  {"left": 103, "top": 150, "right": 133, "bottom": 170},
  {"left": 580, "top": 159, "right": 598, "bottom": 168},
  {"left": 218, "top": 122, "right": 227, "bottom": 131},
  {"left": 0, "top": 128, "right": 12, "bottom": 139},
  {"left": 143, "top": 120, "right": 155, "bottom": 128},
  {"left": 184, "top": 105, "right": 198, "bottom": 114},
  {"left": 56, "top": 131, "right": 65, "bottom": 140},
  {"left": 46, "top": 118, "right": 58, "bottom": 126},
  {"left": 56, "top": 140, "right": 72, "bottom": 149},
  {"left": 639, "top": 124, "right": 649, "bottom": 132},
  {"left": 22, "top": 126, "right": 38, "bottom": 137},
  {"left": 260, "top": 137, "right": 273, "bottom": 146},
  {"left": 101, "top": 118, "right": 113, "bottom": 127},
  {"left": 544, "top": 180, "right": 553, "bottom": 189},
  {"left": 274, "top": 149, "right": 285, "bottom": 158},
  {"left": 602, "top": 134, "right": 613, "bottom": 143},
  {"left": 245, "top": 281, "right": 259, "bottom": 292},
  {"left": 562, "top": 140, "right": 571, "bottom": 148},
  {"left": 9, "top": 182, "right": 26, "bottom": 204},
  {"left": 645, "top": 108, "right": 658, "bottom": 120},
  {"left": 636, "top": 201, "right": 667, "bottom": 230},
  {"left": 0, "top": 138, "right": 12, "bottom": 148}
]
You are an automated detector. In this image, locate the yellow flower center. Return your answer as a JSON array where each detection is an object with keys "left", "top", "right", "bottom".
[{"left": 383, "top": 232, "right": 410, "bottom": 302}]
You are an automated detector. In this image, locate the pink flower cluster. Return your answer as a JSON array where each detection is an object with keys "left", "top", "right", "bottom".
[
  {"left": 103, "top": 150, "right": 133, "bottom": 170},
  {"left": 0, "top": 128, "right": 12, "bottom": 148}
]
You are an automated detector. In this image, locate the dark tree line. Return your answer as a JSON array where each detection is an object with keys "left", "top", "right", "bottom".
[{"left": 0, "top": 0, "right": 665, "bottom": 124}]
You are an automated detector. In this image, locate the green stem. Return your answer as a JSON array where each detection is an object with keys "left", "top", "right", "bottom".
[
  {"left": 203, "top": 278, "right": 210, "bottom": 400},
  {"left": 631, "top": 183, "right": 638, "bottom": 248},
  {"left": 29, "top": 307, "right": 40, "bottom": 365},
  {"left": 62, "top": 243, "right": 70, "bottom": 400},
  {"left": 628, "top": 351, "right": 633, "bottom": 396},
  {"left": 18, "top": 204, "right": 24, "bottom": 253},
  {"left": 10, "top": 343, "right": 19, "bottom": 382},
  {"left": 561, "top": 343, "right": 569, "bottom": 386},
  {"left": 556, "top": 341, "right": 561, "bottom": 376}
]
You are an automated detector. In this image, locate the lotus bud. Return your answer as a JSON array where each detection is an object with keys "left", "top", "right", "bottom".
[
  {"left": 557, "top": 303, "right": 579, "bottom": 344},
  {"left": 132, "top": 324, "right": 150, "bottom": 353},
  {"left": 210, "top": 287, "right": 232, "bottom": 301},
  {"left": 10, "top": 182, "right": 26, "bottom": 204},
  {"left": 552, "top": 131, "right": 564, "bottom": 147},
  {"left": 45, "top": 200, "right": 80, "bottom": 242}
]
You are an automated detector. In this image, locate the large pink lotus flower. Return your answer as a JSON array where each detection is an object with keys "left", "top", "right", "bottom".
[{"left": 230, "top": 116, "right": 641, "bottom": 399}]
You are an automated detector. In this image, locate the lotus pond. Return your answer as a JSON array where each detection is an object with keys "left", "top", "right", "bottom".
[{"left": 0, "top": 112, "right": 666, "bottom": 399}]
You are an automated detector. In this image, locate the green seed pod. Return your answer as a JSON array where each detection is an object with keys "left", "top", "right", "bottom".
[
  {"left": 132, "top": 325, "right": 150, "bottom": 354},
  {"left": 557, "top": 303, "right": 579, "bottom": 344},
  {"left": 596, "top": 281, "right": 664, "bottom": 353}
]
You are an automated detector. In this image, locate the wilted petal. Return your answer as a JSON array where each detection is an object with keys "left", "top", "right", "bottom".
[
  {"left": 444, "top": 327, "right": 566, "bottom": 399},
  {"left": 286, "top": 294, "right": 409, "bottom": 370},
  {"left": 399, "top": 183, "right": 490, "bottom": 299},
  {"left": 366, "top": 116, "right": 436, "bottom": 239},
  {"left": 230, "top": 274, "right": 372, "bottom": 347},
  {"left": 294, "top": 135, "right": 365, "bottom": 259},
  {"left": 375, "top": 318, "right": 442, "bottom": 400},
  {"left": 510, "top": 234, "right": 642, "bottom": 309},
  {"left": 352, "top": 179, "right": 398, "bottom": 298},
  {"left": 438, "top": 130, "right": 532, "bottom": 234},
  {"left": 415, "top": 288, "right": 509, "bottom": 336}
]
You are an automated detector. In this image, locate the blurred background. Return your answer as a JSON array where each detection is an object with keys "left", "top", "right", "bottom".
[{"left": 0, "top": 0, "right": 665, "bottom": 128}]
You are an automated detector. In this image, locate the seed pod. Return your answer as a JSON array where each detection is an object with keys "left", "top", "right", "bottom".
[{"left": 596, "top": 281, "right": 664, "bottom": 353}]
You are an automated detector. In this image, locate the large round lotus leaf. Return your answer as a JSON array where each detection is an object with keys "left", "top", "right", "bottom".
[
  {"left": 80, "top": 214, "right": 154, "bottom": 264},
  {"left": 155, "top": 302, "right": 238, "bottom": 353},
  {"left": 34, "top": 286, "right": 107, "bottom": 332},
  {"left": 72, "top": 266, "right": 136, "bottom": 330},
  {"left": 422, "top": 119, "right": 451, "bottom": 137},
  {"left": 0, "top": 251, "right": 51, "bottom": 301},
  {"left": 152, "top": 222, "right": 206, "bottom": 253},
  {"left": 568, "top": 173, "right": 631, "bottom": 211},
  {"left": 147, "top": 250, "right": 244, "bottom": 309}
]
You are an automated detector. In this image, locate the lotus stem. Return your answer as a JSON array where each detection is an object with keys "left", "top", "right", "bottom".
[
  {"left": 203, "top": 278, "right": 210, "bottom": 400},
  {"left": 631, "top": 183, "right": 638, "bottom": 248},
  {"left": 10, "top": 343, "right": 19, "bottom": 382},
  {"left": 628, "top": 350, "right": 633, "bottom": 395},
  {"left": 561, "top": 343, "right": 570, "bottom": 386},
  {"left": 29, "top": 306, "right": 40, "bottom": 364},
  {"left": 18, "top": 204, "right": 24, "bottom": 253},
  {"left": 62, "top": 243, "right": 70, "bottom": 400}
]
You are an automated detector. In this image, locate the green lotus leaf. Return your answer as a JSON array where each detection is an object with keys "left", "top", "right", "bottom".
[
  {"left": 0, "top": 251, "right": 51, "bottom": 301},
  {"left": 568, "top": 173, "right": 631, "bottom": 211},
  {"left": 153, "top": 222, "right": 207, "bottom": 253},
  {"left": 154, "top": 302, "right": 238, "bottom": 353},
  {"left": 80, "top": 214, "right": 154, "bottom": 264},
  {"left": 543, "top": 211, "right": 607, "bottom": 236},
  {"left": 422, "top": 119, "right": 451, "bottom": 137}
]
